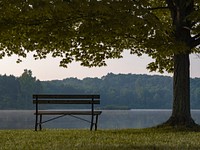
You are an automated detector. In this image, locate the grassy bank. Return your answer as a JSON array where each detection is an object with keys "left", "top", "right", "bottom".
[{"left": 1, "top": 128, "right": 200, "bottom": 149}]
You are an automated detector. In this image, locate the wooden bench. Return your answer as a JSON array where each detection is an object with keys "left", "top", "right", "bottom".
[{"left": 33, "top": 94, "right": 102, "bottom": 131}]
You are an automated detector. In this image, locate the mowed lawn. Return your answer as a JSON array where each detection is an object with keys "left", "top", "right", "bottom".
[{"left": 1, "top": 128, "right": 200, "bottom": 150}]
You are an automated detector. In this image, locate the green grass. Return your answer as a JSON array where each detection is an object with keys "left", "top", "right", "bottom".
[{"left": 1, "top": 128, "right": 200, "bottom": 149}]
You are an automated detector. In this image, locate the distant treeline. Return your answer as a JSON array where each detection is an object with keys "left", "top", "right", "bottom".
[{"left": 1, "top": 70, "right": 200, "bottom": 109}]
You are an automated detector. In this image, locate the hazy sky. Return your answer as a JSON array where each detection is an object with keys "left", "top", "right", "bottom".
[{"left": 0, "top": 51, "right": 199, "bottom": 81}]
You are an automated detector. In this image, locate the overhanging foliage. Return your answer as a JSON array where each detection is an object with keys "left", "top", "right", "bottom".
[{"left": 1, "top": 0, "right": 199, "bottom": 72}]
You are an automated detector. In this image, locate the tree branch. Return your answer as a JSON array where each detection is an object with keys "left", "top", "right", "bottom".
[
  {"left": 192, "top": 33, "right": 200, "bottom": 40},
  {"left": 148, "top": 6, "right": 170, "bottom": 11},
  {"left": 165, "top": 0, "right": 175, "bottom": 9},
  {"left": 191, "top": 34, "right": 200, "bottom": 48}
]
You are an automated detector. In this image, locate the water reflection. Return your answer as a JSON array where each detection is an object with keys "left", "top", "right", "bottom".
[{"left": 0, "top": 110, "right": 200, "bottom": 130}]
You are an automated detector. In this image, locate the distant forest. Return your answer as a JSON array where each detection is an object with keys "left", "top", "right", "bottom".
[{"left": 1, "top": 69, "right": 200, "bottom": 109}]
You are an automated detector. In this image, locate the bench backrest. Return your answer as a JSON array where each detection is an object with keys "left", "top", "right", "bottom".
[{"left": 33, "top": 94, "right": 100, "bottom": 105}]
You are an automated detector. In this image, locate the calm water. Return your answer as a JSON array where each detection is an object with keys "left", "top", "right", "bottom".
[{"left": 1, "top": 110, "right": 200, "bottom": 130}]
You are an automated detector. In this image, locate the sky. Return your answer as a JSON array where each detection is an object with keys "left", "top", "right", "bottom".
[{"left": 0, "top": 51, "right": 200, "bottom": 81}]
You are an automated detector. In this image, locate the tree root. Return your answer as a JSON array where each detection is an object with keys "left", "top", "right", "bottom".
[{"left": 156, "top": 116, "right": 200, "bottom": 131}]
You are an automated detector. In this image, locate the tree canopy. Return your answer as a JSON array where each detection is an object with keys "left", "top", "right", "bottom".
[{"left": 1, "top": 0, "right": 199, "bottom": 71}]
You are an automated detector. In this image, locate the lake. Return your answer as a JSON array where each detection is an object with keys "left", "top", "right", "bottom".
[{"left": 1, "top": 110, "right": 200, "bottom": 130}]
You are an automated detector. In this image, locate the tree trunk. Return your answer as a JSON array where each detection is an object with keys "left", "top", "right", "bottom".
[
  {"left": 160, "top": 1, "right": 198, "bottom": 128},
  {"left": 164, "top": 53, "right": 196, "bottom": 127}
]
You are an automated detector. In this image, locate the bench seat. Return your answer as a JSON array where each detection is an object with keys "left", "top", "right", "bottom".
[{"left": 35, "top": 110, "right": 102, "bottom": 115}]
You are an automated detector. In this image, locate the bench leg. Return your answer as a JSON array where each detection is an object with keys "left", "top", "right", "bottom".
[
  {"left": 90, "top": 115, "right": 100, "bottom": 131},
  {"left": 95, "top": 115, "right": 99, "bottom": 131},
  {"left": 39, "top": 115, "right": 42, "bottom": 131},
  {"left": 90, "top": 115, "right": 94, "bottom": 131},
  {"left": 35, "top": 114, "right": 38, "bottom": 131}
]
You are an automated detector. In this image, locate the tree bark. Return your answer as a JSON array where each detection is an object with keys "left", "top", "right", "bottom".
[
  {"left": 163, "top": 53, "right": 196, "bottom": 127},
  {"left": 160, "top": 0, "right": 198, "bottom": 128}
]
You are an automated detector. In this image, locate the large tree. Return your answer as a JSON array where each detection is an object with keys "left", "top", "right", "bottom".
[{"left": 0, "top": 0, "right": 200, "bottom": 127}]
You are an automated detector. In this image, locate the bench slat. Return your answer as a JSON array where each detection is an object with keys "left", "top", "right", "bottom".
[
  {"left": 33, "top": 94, "right": 100, "bottom": 99},
  {"left": 34, "top": 110, "right": 102, "bottom": 115},
  {"left": 33, "top": 100, "right": 100, "bottom": 104}
]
